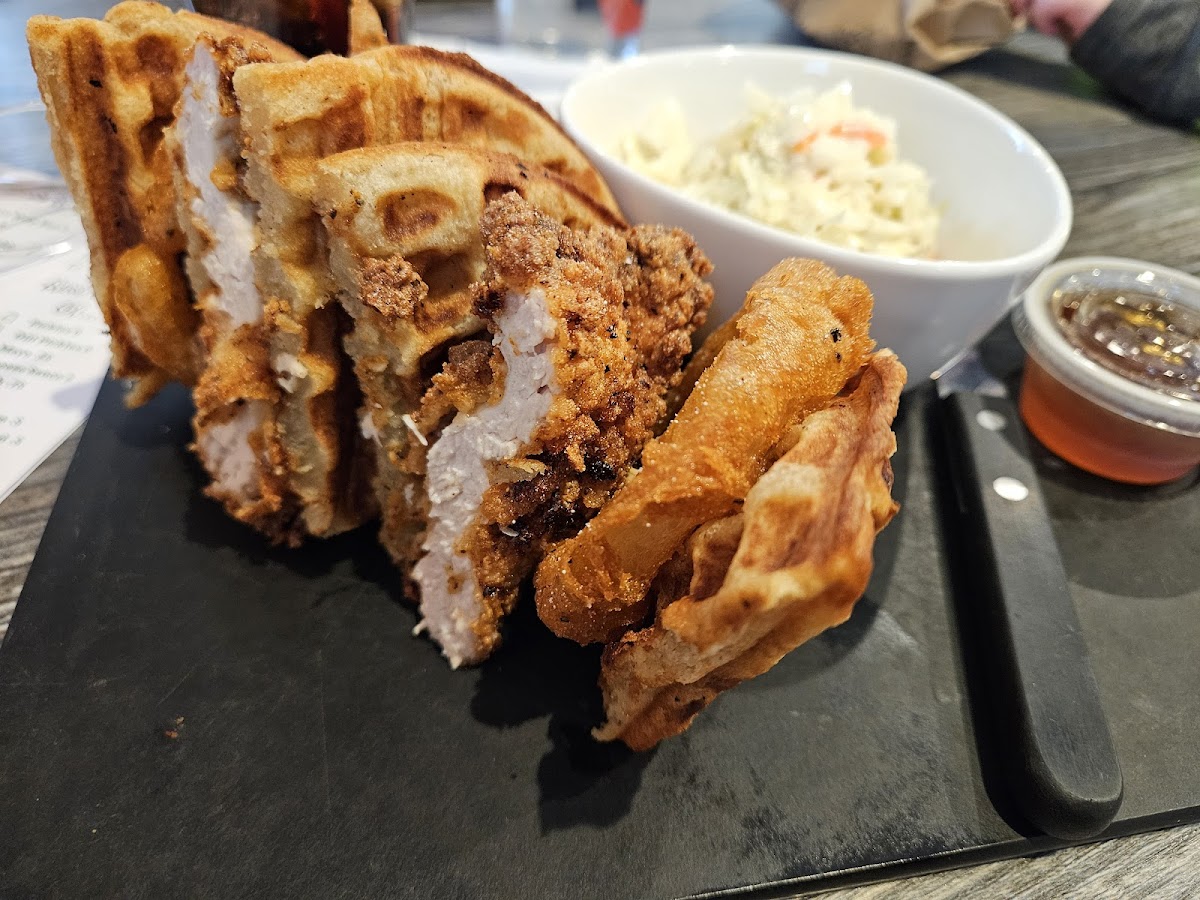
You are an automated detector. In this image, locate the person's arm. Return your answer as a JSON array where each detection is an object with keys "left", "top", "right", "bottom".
[
  {"left": 1071, "top": 0, "right": 1200, "bottom": 124},
  {"left": 1012, "top": 0, "right": 1200, "bottom": 123},
  {"left": 1009, "top": 0, "right": 1110, "bottom": 41}
]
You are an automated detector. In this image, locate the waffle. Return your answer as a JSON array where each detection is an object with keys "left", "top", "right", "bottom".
[
  {"left": 234, "top": 45, "right": 621, "bottom": 538},
  {"left": 348, "top": 0, "right": 389, "bottom": 55},
  {"left": 595, "top": 351, "right": 906, "bottom": 750},
  {"left": 26, "top": 2, "right": 300, "bottom": 405}
]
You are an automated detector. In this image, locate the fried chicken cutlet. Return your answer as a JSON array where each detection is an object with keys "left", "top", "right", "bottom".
[
  {"left": 168, "top": 36, "right": 298, "bottom": 540},
  {"left": 27, "top": 2, "right": 300, "bottom": 405},
  {"left": 410, "top": 194, "right": 712, "bottom": 666}
]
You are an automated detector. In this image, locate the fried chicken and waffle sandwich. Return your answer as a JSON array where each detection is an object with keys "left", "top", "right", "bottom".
[
  {"left": 318, "top": 168, "right": 711, "bottom": 664},
  {"left": 165, "top": 9, "right": 402, "bottom": 540},
  {"left": 27, "top": 2, "right": 907, "bottom": 749},
  {"left": 233, "top": 44, "right": 621, "bottom": 538},
  {"left": 35, "top": 0, "right": 622, "bottom": 542}
]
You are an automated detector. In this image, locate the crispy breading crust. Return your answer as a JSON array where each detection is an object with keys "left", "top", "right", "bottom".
[
  {"left": 535, "top": 259, "right": 876, "bottom": 646},
  {"left": 189, "top": 322, "right": 300, "bottom": 540},
  {"left": 662, "top": 309, "right": 741, "bottom": 424},
  {"left": 595, "top": 351, "right": 906, "bottom": 750},
  {"left": 425, "top": 193, "right": 712, "bottom": 660},
  {"left": 26, "top": 2, "right": 300, "bottom": 406}
]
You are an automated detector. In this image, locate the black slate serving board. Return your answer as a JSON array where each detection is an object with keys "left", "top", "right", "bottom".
[{"left": 1, "top": 359, "right": 1198, "bottom": 899}]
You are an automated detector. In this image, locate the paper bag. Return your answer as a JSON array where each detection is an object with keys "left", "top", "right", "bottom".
[{"left": 776, "top": 0, "right": 1021, "bottom": 72}]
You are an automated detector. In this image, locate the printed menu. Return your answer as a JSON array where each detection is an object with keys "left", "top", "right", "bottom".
[{"left": 0, "top": 170, "right": 110, "bottom": 503}]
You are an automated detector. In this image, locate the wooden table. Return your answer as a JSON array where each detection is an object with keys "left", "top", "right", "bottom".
[{"left": 2, "top": 1, "right": 1198, "bottom": 896}]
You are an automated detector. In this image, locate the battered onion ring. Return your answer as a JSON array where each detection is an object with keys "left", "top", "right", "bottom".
[
  {"left": 595, "top": 350, "right": 906, "bottom": 750},
  {"left": 534, "top": 258, "right": 875, "bottom": 645}
]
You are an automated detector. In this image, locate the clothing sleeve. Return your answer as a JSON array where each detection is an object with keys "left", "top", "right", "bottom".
[{"left": 1070, "top": 0, "right": 1200, "bottom": 124}]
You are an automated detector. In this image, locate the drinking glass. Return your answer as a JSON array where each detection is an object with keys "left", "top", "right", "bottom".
[
  {"left": 599, "top": 0, "right": 645, "bottom": 57},
  {"left": 190, "top": 0, "right": 412, "bottom": 54},
  {"left": 495, "top": 0, "right": 645, "bottom": 58}
]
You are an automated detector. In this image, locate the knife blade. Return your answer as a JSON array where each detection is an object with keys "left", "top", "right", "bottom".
[{"left": 933, "top": 347, "right": 1123, "bottom": 840}]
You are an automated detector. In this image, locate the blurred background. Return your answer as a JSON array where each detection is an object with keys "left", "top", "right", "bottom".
[{"left": 1, "top": 0, "right": 809, "bottom": 110}]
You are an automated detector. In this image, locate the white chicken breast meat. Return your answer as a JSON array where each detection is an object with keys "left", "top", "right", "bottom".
[{"left": 169, "top": 36, "right": 295, "bottom": 540}]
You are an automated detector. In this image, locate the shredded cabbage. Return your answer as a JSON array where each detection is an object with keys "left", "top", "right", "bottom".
[{"left": 615, "top": 83, "right": 941, "bottom": 259}]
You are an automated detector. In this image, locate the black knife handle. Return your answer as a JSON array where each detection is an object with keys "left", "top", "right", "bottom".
[{"left": 940, "top": 390, "right": 1123, "bottom": 840}]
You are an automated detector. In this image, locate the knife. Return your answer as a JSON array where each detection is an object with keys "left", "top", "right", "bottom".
[{"left": 932, "top": 347, "right": 1123, "bottom": 840}]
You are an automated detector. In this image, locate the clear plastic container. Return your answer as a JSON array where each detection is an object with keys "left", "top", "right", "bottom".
[{"left": 1013, "top": 257, "right": 1200, "bottom": 485}]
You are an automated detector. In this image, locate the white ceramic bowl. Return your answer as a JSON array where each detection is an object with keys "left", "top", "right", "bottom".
[{"left": 561, "top": 45, "right": 1073, "bottom": 384}]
